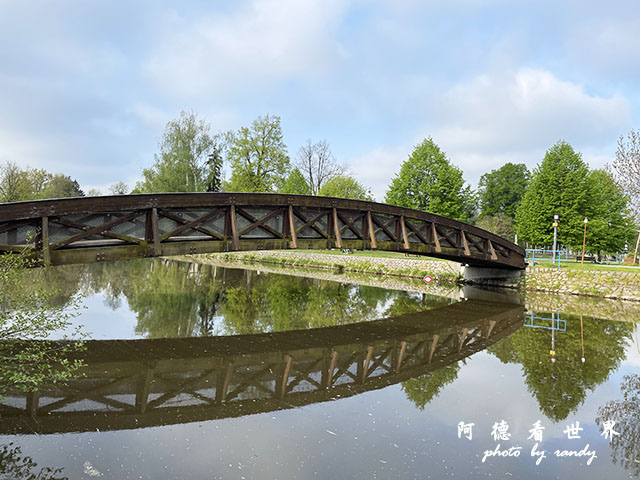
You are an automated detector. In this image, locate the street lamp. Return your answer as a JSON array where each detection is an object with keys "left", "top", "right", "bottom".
[
  {"left": 581, "top": 218, "right": 588, "bottom": 265},
  {"left": 552, "top": 214, "right": 559, "bottom": 262}
]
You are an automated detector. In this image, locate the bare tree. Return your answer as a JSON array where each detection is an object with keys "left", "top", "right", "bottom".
[
  {"left": 609, "top": 130, "right": 640, "bottom": 222},
  {"left": 296, "top": 140, "right": 345, "bottom": 195}
]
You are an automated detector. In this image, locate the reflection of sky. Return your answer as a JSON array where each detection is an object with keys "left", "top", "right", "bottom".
[
  {"left": 3, "top": 335, "right": 635, "bottom": 479},
  {"left": 52, "top": 292, "right": 142, "bottom": 340}
]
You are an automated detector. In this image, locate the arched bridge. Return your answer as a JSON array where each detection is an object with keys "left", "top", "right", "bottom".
[
  {"left": 0, "top": 299, "right": 523, "bottom": 435},
  {"left": 0, "top": 193, "right": 525, "bottom": 269}
]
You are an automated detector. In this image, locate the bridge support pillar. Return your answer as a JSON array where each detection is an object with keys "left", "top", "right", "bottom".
[{"left": 461, "top": 265, "right": 524, "bottom": 288}]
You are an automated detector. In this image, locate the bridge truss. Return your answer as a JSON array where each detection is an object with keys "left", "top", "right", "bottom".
[{"left": 0, "top": 193, "right": 525, "bottom": 268}]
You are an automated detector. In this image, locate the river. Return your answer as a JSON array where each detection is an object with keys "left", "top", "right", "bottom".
[{"left": 1, "top": 258, "right": 638, "bottom": 479}]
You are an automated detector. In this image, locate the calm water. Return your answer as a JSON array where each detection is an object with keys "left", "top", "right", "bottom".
[{"left": 1, "top": 258, "right": 639, "bottom": 479}]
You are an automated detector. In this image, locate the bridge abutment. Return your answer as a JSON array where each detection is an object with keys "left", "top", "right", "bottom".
[{"left": 460, "top": 265, "right": 524, "bottom": 288}]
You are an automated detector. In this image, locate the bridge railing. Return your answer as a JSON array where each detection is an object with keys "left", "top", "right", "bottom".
[{"left": 0, "top": 193, "right": 525, "bottom": 268}]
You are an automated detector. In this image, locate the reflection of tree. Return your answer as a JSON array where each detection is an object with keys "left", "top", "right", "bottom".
[
  {"left": 596, "top": 374, "right": 640, "bottom": 477},
  {"left": 16, "top": 258, "right": 456, "bottom": 339},
  {"left": 488, "top": 315, "right": 633, "bottom": 421},
  {"left": 1, "top": 253, "right": 84, "bottom": 396},
  {"left": 0, "top": 443, "right": 67, "bottom": 480},
  {"left": 402, "top": 363, "right": 461, "bottom": 410}
]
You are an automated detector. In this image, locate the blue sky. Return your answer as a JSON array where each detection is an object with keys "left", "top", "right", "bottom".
[{"left": 1, "top": 0, "right": 638, "bottom": 200}]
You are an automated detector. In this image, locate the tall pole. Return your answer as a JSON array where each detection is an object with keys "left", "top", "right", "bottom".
[
  {"left": 634, "top": 229, "right": 640, "bottom": 265},
  {"left": 581, "top": 218, "right": 588, "bottom": 264},
  {"left": 552, "top": 214, "right": 559, "bottom": 263}
]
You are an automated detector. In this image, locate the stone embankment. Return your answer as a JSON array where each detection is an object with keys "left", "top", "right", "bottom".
[
  {"left": 193, "top": 251, "right": 640, "bottom": 302},
  {"left": 521, "top": 267, "right": 640, "bottom": 302}
]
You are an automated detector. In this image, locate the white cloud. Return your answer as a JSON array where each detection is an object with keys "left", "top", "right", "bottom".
[
  {"left": 144, "top": 0, "right": 349, "bottom": 98},
  {"left": 423, "top": 68, "right": 631, "bottom": 184},
  {"left": 347, "top": 146, "right": 409, "bottom": 202}
]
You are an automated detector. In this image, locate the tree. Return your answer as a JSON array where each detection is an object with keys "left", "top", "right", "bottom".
[
  {"left": 0, "top": 161, "right": 29, "bottom": 202},
  {"left": 478, "top": 163, "right": 529, "bottom": 218},
  {"left": 385, "top": 138, "right": 476, "bottom": 221},
  {"left": 0, "top": 251, "right": 85, "bottom": 397},
  {"left": 609, "top": 130, "right": 640, "bottom": 222},
  {"left": 296, "top": 140, "right": 345, "bottom": 195},
  {"left": 584, "top": 170, "right": 634, "bottom": 255},
  {"left": 38, "top": 174, "right": 84, "bottom": 199},
  {"left": 280, "top": 167, "right": 311, "bottom": 195},
  {"left": 475, "top": 214, "right": 516, "bottom": 242},
  {"left": 515, "top": 141, "right": 593, "bottom": 248},
  {"left": 226, "top": 114, "right": 290, "bottom": 193},
  {"left": 108, "top": 181, "right": 129, "bottom": 195},
  {"left": 135, "top": 111, "right": 223, "bottom": 193},
  {"left": 318, "top": 174, "right": 373, "bottom": 200}
]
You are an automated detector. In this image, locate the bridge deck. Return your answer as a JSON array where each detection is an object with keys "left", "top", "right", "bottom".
[{"left": 0, "top": 193, "right": 525, "bottom": 268}]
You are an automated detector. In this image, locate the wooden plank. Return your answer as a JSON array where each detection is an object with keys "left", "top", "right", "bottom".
[
  {"left": 367, "top": 210, "right": 377, "bottom": 249},
  {"left": 217, "top": 363, "right": 234, "bottom": 402},
  {"left": 151, "top": 208, "right": 160, "bottom": 256},
  {"left": 400, "top": 216, "right": 409, "bottom": 250},
  {"left": 0, "top": 243, "right": 27, "bottom": 253},
  {"left": 431, "top": 223, "right": 441, "bottom": 253},
  {"left": 135, "top": 368, "right": 154, "bottom": 414},
  {"left": 487, "top": 240, "right": 498, "bottom": 260},
  {"left": 458, "top": 328, "right": 469, "bottom": 352},
  {"left": 279, "top": 355, "right": 292, "bottom": 399},
  {"left": 229, "top": 205, "right": 239, "bottom": 250},
  {"left": 428, "top": 335, "right": 440, "bottom": 363},
  {"left": 461, "top": 231, "right": 471, "bottom": 256},
  {"left": 332, "top": 208, "right": 342, "bottom": 249},
  {"left": 288, "top": 205, "right": 297, "bottom": 249},
  {"left": 158, "top": 210, "right": 224, "bottom": 241},
  {"left": 325, "top": 349, "right": 337, "bottom": 388},
  {"left": 396, "top": 341, "right": 407, "bottom": 371},
  {"left": 362, "top": 345, "right": 374, "bottom": 381},
  {"left": 41, "top": 216, "right": 50, "bottom": 266}
]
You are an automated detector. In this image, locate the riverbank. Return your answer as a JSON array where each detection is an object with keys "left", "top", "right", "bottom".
[
  {"left": 183, "top": 252, "right": 640, "bottom": 321},
  {"left": 193, "top": 250, "right": 640, "bottom": 302}
]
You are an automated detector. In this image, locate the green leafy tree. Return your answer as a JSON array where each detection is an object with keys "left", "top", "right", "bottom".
[
  {"left": 385, "top": 138, "right": 475, "bottom": 221},
  {"left": 475, "top": 214, "right": 516, "bottom": 242},
  {"left": 0, "top": 161, "right": 30, "bottom": 202},
  {"left": 402, "top": 364, "right": 461, "bottom": 410},
  {"left": 478, "top": 163, "right": 529, "bottom": 218},
  {"left": 135, "top": 111, "right": 223, "bottom": 193},
  {"left": 318, "top": 174, "right": 373, "bottom": 200},
  {"left": 0, "top": 443, "right": 67, "bottom": 480},
  {"left": 515, "top": 141, "right": 593, "bottom": 248},
  {"left": 0, "top": 252, "right": 85, "bottom": 396},
  {"left": 226, "top": 114, "right": 290, "bottom": 192},
  {"left": 38, "top": 174, "right": 84, "bottom": 199},
  {"left": 488, "top": 314, "right": 632, "bottom": 421},
  {"left": 280, "top": 167, "right": 311, "bottom": 195},
  {"left": 584, "top": 170, "right": 634, "bottom": 255}
]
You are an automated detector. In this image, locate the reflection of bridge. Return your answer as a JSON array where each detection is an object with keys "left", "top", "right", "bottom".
[
  {"left": 0, "top": 193, "right": 524, "bottom": 269},
  {"left": 0, "top": 300, "right": 523, "bottom": 435}
]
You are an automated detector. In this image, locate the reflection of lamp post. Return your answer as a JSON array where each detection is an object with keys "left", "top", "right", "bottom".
[
  {"left": 581, "top": 218, "right": 588, "bottom": 264},
  {"left": 552, "top": 214, "right": 559, "bottom": 262},
  {"left": 551, "top": 312, "right": 556, "bottom": 363},
  {"left": 580, "top": 314, "right": 585, "bottom": 363}
]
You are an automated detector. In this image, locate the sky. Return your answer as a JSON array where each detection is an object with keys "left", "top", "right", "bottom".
[{"left": 1, "top": 0, "right": 639, "bottom": 201}]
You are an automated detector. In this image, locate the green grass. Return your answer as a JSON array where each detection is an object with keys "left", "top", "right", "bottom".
[
  {"left": 277, "top": 249, "right": 450, "bottom": 260},
  {"left": 530, "top": 259, "right": 640, "bottom": 272}
]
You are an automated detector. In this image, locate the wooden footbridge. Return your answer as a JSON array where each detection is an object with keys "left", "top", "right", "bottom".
[
  {"left": 0, "top": 299, "right": 523, "bottom": 435},
  {"left": 0, "top": 193, "right": 525, "bottom": 269}
]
